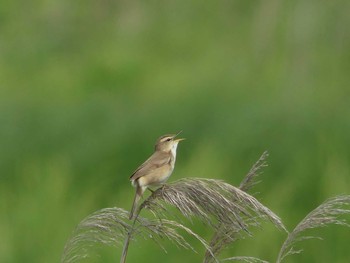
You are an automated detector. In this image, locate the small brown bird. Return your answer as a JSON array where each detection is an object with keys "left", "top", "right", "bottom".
[{"left": 129, "top": 132, "right": 185, "bottom": 219}]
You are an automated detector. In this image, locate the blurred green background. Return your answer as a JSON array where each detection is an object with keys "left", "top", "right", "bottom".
[{"left": 1, "top": 0, "right": 350, "bottom": 262}]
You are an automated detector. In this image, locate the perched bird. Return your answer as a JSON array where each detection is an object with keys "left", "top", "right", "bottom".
[{"left": 129, "top": 132, "right": 185, "bottom": 219}]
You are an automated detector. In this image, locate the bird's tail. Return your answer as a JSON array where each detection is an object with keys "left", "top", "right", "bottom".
[{"left": 129, "top": 185, "right": 145, "bottom": 220}]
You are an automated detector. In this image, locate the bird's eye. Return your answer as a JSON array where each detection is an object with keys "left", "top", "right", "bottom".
[{"left": 166, "top": 138, "right": 172, "bottom": 142}]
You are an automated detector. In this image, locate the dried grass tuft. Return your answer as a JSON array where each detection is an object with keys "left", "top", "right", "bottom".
[
  {"left": 276, "top": 195, "right": 350, "bottom": 263},
  {"left": 61, "top": 207, "right": 213, "bottom": 263},
  {"left": 202, "top": 152, "right": 283, "bottom": 263},
  {"left": 61, "top": 208, "right": 130, "bottom": 263},
  {"left": 239, "top": 151, "right": 269, "bottom": 192},
  {"left": 141, "top": 178, "right": 286, "bottom": 232}
]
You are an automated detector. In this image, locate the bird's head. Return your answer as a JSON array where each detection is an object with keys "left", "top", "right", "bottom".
[{"left": 155, "top": 131, "right": 185, "bottom": 152}]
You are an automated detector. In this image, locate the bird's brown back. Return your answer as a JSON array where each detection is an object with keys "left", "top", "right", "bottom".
[{"left": 130, "top": 151, "right": 172, "bottom": 181}]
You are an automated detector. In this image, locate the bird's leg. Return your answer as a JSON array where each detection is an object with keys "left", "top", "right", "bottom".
[{"left": 147, "top": 188, "right": 155, "bottom": 193}]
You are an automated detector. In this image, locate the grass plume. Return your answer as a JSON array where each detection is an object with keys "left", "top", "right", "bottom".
[
  {"left": 239, "top": 151, "right": 269, "bottom": 192},
  {"left": 140, "top": 177, "right": 286, "bottom": 263},
  {"left": 276, "top": 195, "right": 350, "bottom": 263},
  {"left": 204, "top": 151, "right": 280, "bottom": 263},
  {"left": 61, "top": 208, "right": 213, "bottom": 263},
  {"left": 141, "top": 178, "right": 286, "bottom": 232},
  {"left": 61, "top": 208, "right": 131, "bottom": 263}
]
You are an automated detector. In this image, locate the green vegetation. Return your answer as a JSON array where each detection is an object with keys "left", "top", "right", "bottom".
[{"left": 1, "top": 1, "right": 350, "bottom": 262}]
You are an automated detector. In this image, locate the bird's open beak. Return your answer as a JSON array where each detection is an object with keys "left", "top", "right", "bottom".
[{"left": 173, "top": 130, "right": 185, "bottom": 142}]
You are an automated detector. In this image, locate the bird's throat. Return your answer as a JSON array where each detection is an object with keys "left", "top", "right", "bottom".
[{"left": 170, "top": 143, "right": 178, "bottom": 161}]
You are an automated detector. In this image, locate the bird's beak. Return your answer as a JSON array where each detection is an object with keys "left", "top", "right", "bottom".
[{"left": 173, "top": 130, "right": 185, "bottom": 142}]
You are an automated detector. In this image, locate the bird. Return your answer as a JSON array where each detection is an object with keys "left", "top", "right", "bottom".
[{"left": 129, "top": 131, "right": 185, "bottom": 220}]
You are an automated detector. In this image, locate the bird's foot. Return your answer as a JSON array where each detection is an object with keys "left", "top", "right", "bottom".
[{"left": 160, "top": 184, "right": 167, "bottom": 195}]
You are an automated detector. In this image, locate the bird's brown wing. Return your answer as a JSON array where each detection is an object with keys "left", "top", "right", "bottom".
[{"left": 130, "top": 151, "right": 171, "bottom": 181}]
